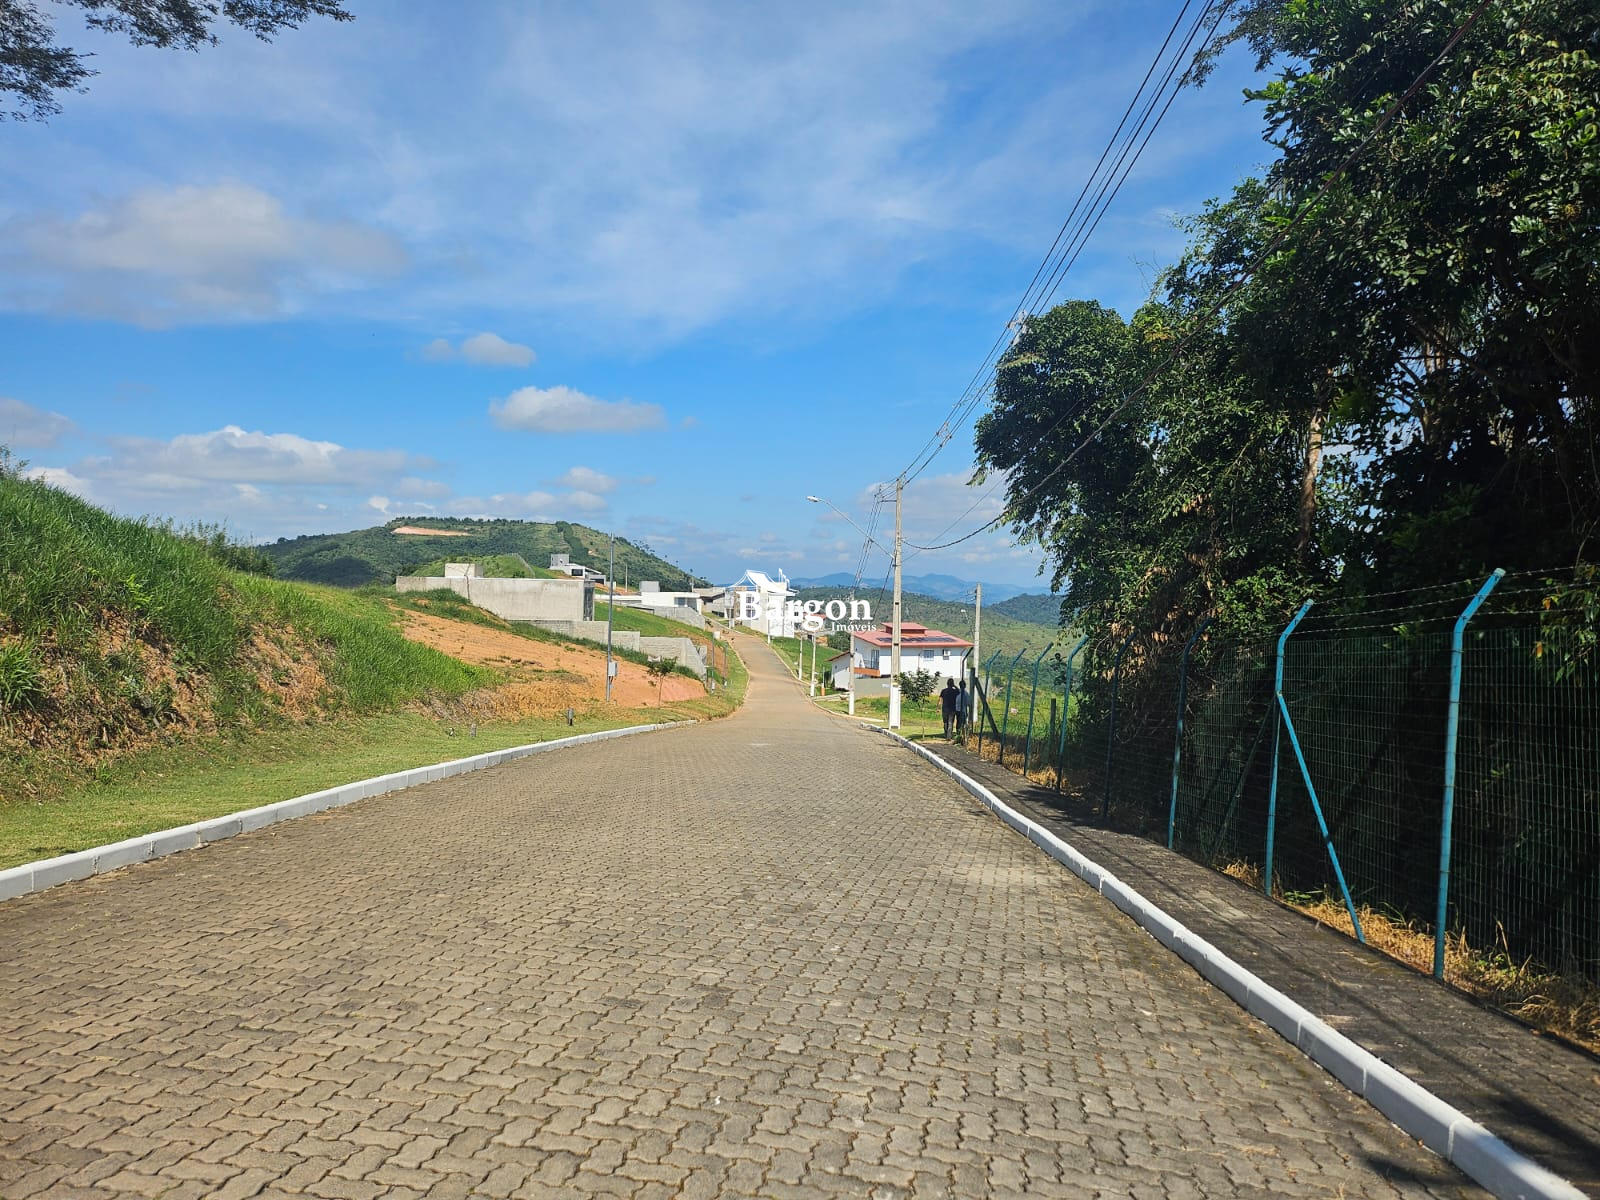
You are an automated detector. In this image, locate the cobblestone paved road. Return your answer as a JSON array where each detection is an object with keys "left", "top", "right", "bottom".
[{"left": 0, "top": 637, "right": 1484, "bottom": 1199}]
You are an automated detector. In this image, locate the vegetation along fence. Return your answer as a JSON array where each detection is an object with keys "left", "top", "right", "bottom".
[{"left": 970, "top": 571, "right": 1600, "bottom": 986}]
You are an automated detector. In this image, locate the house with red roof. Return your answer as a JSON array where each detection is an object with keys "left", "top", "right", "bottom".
[{"left": 828, "top": 621, "right": 972, "bottom": 697}]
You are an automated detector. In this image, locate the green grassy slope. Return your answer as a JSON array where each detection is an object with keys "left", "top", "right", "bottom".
[
  {"left": 263, "top": 517, "right": 702, "bottom": 590},
  {"left": 789, "top": 586, "right": 1067, "bottom": 663},
  {"left": 989, "top": 592, "right": 1069, "bottom": 625},
  {"left": 402, "top": 553, "right": 567, "bottom": 579},
  {"left": 0, "top": 471, "right": 494, "bottom": 801}
]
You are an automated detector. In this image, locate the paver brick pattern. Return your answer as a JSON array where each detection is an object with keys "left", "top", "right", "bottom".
[{"left": 0, "top": 638, "right": 1482, "bottom": 1198}]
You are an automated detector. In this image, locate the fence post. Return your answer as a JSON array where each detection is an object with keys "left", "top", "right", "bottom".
[
  {"left": 976, "top": 650, "right": 1002, "bottom": 754},
  {"left": 1433, "top": 568, "right": 1505, "bottom": 979},
  {"left": 1022, "top": 644, "right": 1053, "bottom": 775},
  {"left": 1102, "top": 631, "right": 1136, "bottom": 820},
  {"left": 1266, "top": 601, "right": 1312, "bottom": 896},
  {"left": 1168, "top": 618, "right": 1213, "bottom": 850},
  {"left": 1271, "top": 601, "right": 1366, "bottom": 943},
  {"left": 998, "top": 648, "right": 1028, "bottom": 767},
  {"left": 1055, "top": 635, "right": 1089, "bottom": 793}
]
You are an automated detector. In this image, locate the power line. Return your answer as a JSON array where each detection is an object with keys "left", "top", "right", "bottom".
[
  {"left": 906, "top": 0, "right": 1496, "bottom": 555},
  {"left": 896, "top": 0, "right": 1221, "bottom": 490}
]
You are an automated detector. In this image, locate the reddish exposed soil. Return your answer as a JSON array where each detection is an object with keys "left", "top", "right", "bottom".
[{"left": 398, "top": 610, "right": 704, "bottom": 711}]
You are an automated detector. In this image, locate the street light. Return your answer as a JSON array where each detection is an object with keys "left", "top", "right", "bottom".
[{"left": 806, "top": 489, "right": 903, "bottom": 728}]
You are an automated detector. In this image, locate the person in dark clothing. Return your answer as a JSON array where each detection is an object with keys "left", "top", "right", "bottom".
[
  {"left": 939, "top": 678, "right": 959, "bottom": 738},
  {"left": 955, "top": 679, "right": 969, "bottom": 736}
]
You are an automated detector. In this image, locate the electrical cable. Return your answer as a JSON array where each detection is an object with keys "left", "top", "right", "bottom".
[
  {"left": 895, "top": 0, "right": 1218, "bottom": 490},
  {"left": 906, "top": 0, "right": 1496, "bottom": 555}
]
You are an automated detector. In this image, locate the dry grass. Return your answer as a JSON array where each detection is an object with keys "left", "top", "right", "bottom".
[{"left": 1218, "top": 863, "right": 1600, "bottom": 1055}]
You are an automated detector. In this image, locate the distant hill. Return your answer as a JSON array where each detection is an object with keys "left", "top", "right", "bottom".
[
  {"left": 263, "top": 518, "right": 699, "bottom": 590},
  {"left": 791, "top": 585, "right": 1072, "bottom": 665},
  {"left": 990, "top": 593, "right": 1068, "bottom": 627},
  {"left": 791, "top": 571, "right": 1040, "bottom": 604}
]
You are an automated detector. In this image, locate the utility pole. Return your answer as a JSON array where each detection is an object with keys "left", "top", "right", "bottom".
[
  {"left": 970, "top": 584, "right": 982, "bottom": 737},
  {"left": 605, "top": 534, "right": 615, "bottom": 702},
  {"left": 848, "top": 589, "right": 856, "bottom": 716},
  {"left": 889, "top": 475, "right": 903, "bottom": 729}
]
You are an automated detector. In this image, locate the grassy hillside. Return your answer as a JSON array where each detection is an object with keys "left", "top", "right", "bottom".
[
  {"left": 264, "top": 517, "right": 702, "bottom": 590},
  {"left": 989, "top": 592, "right": 1069, "bottom": 626},
  {"left": 402, "top": 553, "right": 565, "bottom": 579},
  {"left": 0, "top": 471, "right": 494, "bottom": 801},
  {"left": 790, "top": 586, "right": 1068, "bottom": 664}
]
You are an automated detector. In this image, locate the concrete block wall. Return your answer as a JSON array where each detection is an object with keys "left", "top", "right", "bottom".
[
  {"left": 395, "top": 575, "right": 590, "bottom": 622},
  {"left": 523, "top": 624, "right": 705, "bottom": 678},
  {"left": 639, "top": 636, "right": 706, "bottom": 678},
  {"left": 536, "top": 620, "right": 641, "bottom": 649}
]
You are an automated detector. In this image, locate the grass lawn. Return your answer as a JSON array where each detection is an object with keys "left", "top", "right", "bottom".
[
  {"left": 593, "top": 601, "right": 704, "bottom": 639},
  {"left": 0, "top": 640, "right": 750, "bottom": 871},
  {"left": 811, "top": 691, "right": 956, "bottom": 738},
  {"left": 767, "top": 634, "right": 837, "bottom": 684}
]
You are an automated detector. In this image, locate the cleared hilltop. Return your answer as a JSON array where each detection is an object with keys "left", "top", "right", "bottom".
[{"left": 264, "top": 517, "right": 700, "bottom": 590}]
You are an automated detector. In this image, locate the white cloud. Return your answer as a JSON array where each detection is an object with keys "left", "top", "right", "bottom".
[
  {"left": 0, "top": 4, "right": 1277, "bottom": 346},
  {"left": 100, "top": 425, "right": 415, "bottom": 488},
  {"left": 548, "top": 465, "right": 617, "bottom": 493},
  {"left": 0, "top": 397, "right": 76, "bottom": 448},
  {"left": 453, "top": 487, "right": 609, "bottom": 521},
  {"left": 855, "top": 470, "right": 1007, "bottom": 548},
  {"left": 2, "top": 182, "right": 406, "bottom": 326},
  {"left": 397, "top": 476, "right": 452, "bottom": 498},
  {"left": 422, "top": 331, "right": 536, "bottom": 367},
  {"left": 490, "top": 386, "right": 667, "bottom": 434},
  {"left": 20, "top": 465, "right": 93, "bottom": 499}
]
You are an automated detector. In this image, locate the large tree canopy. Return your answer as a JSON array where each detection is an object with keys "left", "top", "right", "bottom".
[
  {"left": 1, "top": 0, "right": 352, "bottom": 120},
  {"left": 978, "top": 0, "right": 1599, "bottom": 638}
]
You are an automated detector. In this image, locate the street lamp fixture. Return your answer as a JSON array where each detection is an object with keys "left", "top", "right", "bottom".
[{"left": 805, "top": 488, "right": 903, "bottom": 728}]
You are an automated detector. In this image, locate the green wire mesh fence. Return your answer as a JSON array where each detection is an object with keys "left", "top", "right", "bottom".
[{"left": 1042, "top": 570, "right": 1599, "bottom": 985}]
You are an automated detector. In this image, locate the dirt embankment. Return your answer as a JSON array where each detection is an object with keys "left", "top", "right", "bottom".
[{"left": 397, "top": 610, "right": 704, "bottom": 718}]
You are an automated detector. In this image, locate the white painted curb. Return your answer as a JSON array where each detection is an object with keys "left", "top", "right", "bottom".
[
  {"left": 877, "top": 729, "right": 1585, "bottom": 1200},
  {"left": 0, "top": 721, "right": 689, "bottom": 905}
]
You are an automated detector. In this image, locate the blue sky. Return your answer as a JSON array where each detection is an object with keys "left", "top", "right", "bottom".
[{"left": 0, "top": 1, "right": 1275, "bottom": 592}]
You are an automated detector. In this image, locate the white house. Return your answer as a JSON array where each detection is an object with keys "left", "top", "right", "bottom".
[
  {"left": 830, "top": 621, "right": 973, "bottom": 697},
  {"left": 723, "top": 569, "right": 795, "bottom": 636},
  {"left": 549, "top": 552, "right": 608, "bottom": 584},
  {"left": 632, "top": 581, "right": 703, "bottom": 613}
]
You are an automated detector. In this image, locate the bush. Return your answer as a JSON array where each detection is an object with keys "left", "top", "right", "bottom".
[{"left": 897, "top": 668, "right": 940, "bottom": 705}]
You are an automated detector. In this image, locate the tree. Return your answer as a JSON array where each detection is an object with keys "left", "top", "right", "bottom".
[
  {"left": 1189, "top": 0, "right": 1600, "bottom": 587},
  {"left": 645, "top": 656, "right": 675, "bottom": 706},
  {"left": 2, "top": 0, "right": 352, "bottom": 120},
  {"left": 980, "top": 0, "right": 1600, "bottom": 652},
  {"left": 973, "top": 297, "right": 1315, "bottom": 643},
  {"left": 896, "top": 668, "right": 939, "bottom": 706}
]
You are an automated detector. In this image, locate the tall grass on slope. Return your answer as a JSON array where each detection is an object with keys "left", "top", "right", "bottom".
[{"left": 0, "top": 469, "right": 490, "bottom": 800}]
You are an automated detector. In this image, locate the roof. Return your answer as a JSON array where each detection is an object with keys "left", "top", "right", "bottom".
[
  {"left": 725, "top": 569, "right": 792, "bottom": 595},
  {"left": 851, "top": 623, "right": 973, "bottom": 651}
]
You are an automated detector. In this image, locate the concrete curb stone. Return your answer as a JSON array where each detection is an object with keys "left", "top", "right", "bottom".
[
  {"left": 0, "top": 721, "right": 687, "bottom": 905},
  {"left": 877, "top": 726, "right": 1586, "bottom": 1200}
]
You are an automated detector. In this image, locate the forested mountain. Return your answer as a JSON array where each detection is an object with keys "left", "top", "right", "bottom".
[
  {"left": 263, "top": 518, "right": 699, "bottom": 590},
  {"left": 790, "top": 586, "right": 1073, "bottom": 664},
  {"left": 989, "top": 593, "right": 1068, "bottom": 626}
]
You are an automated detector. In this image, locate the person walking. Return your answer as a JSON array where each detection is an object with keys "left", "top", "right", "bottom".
[
  {"left": 939, "top": 677, "right": 960, "bottom": 739},
  {"left": 955, "top": 679, "right": 969, "bottom": 738}
]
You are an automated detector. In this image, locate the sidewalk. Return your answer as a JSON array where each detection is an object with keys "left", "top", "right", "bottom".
[{"left": 913, "top": 736, "right": 1600, "bottom": 1197}]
